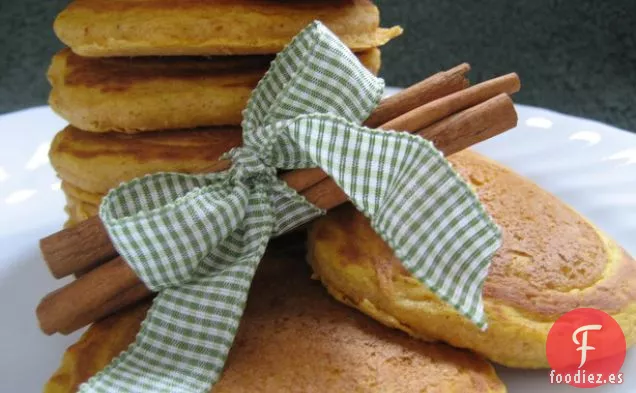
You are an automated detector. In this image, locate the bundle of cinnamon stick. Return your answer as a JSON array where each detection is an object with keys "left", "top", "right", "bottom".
[{"left": 37, "top": 64, "right": 521, "bottom": 336}]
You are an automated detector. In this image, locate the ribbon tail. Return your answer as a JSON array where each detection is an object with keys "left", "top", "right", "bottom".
[
  {"left": 81, "top": 216, "right": 274, "bottom": 393},
  {"left": 78, "top": 260, "right": 259, "bottom": 393},
  {"left": 286, "top": 114, "right": 501, "bottom": 329}
]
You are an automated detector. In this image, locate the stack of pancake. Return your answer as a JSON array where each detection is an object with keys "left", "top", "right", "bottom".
[
  {"left": 47, "top": 0, "right": 401, "bottom": 227},
  {"left": 42, "top": 2, "right": 508, "bottom": 392},
  {"left": 43, "top": 1, "right": 636, "bottom": 392}
]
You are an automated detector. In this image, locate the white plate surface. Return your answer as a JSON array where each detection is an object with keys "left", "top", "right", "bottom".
[{"left": 0, "top": 104, "right": 634, "bottom": 392}]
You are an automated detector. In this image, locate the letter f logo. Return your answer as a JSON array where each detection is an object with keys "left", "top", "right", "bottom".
[{"left": 572, "top": 324, "right": 603, "bottom": 368}]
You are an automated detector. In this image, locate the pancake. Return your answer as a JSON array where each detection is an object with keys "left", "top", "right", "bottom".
[
  {"left": 61, "top": 181, "right": 101, "bottom": 227},
  {"left": 63, "top": 200, "right": 99, "bottom": 228},
  {"left": 54, "top": 0, "right": 402, "bottom": 57},
  {"left": 308, "top": 150, "right": 636, "bottom": 369},
  {"left": 62, "top": 183, "right": 101, "bottom": 228},
  {"left": 48, "top": 48, "right": 382, "bottom": 132},
  {"left": 44, "top": 249, "right": 506, "bottom": 393},
  {"left": 49, "top": 125, "right": 242, "bottom": 194},
  {"left": 65, "top": 193, "right": 100, "bottom": 219},
  {"left": 62, "top": 180, "right": 103, "bottom": 207},
  {"left": 63, "top": 217, "right": 78, "bottom": 229}
]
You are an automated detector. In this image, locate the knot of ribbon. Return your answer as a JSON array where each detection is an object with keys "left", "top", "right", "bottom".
[
  {"left": 84, "top": 21, "right": 501, "bottom": 393},
  {"left": 224, "top": 147, "right": 277, "bottom": 187}
]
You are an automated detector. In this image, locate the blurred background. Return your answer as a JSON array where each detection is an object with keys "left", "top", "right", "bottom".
[{"left": 0, "top": 0, "right": 635, "bottom": 131}]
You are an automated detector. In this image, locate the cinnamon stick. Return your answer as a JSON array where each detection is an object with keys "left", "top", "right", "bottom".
[
  {"left": 58, "top": 283, "right": 151, "bottom": 335},
  {"left": 40, "top": 218, "right": 116, "bottom": 279},
  {"left": 423, "top": 93, "right": 517, "bottom": 152},
  {"left": 280, "top": 168, "right": 328, "bottom": 192},
  {"left": 381, "top": 73, "right": 520, "bottom": 132},
  {"left": 365, "top": 63, "right": 470, "bottom": 127},
  {"left": 37, "top": 256, "right": 140, "bottom": 335},
  {"left": 37, "top": 91, "right": 519, "bottom": 335},
  {"left": 40, "top": 64, "right": 473, "bottom": 279}
]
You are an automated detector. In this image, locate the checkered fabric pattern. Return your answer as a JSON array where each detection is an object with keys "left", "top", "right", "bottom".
[{"left": 85, "top": 22, "right": 501, "bottom": 393}]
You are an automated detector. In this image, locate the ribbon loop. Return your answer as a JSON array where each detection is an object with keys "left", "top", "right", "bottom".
[
  {"left": 101, "top": 173, "right": 252, "bottom": 290},
  {"left": 242, "top": 21, "right": 383, "bottom": 168}
]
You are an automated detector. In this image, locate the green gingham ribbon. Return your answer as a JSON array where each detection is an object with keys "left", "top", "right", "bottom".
[{"left": 84, "top": 21, "right": 501, "bottom": 393}]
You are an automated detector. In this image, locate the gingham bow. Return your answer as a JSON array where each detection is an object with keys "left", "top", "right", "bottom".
[{"left": 84, "top": 22, "right": 501, "bottom": 393}]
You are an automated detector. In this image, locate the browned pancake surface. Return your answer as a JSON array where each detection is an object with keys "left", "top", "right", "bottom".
[
  {"left": 50, "top": 126, "right": 242, "bottom": 194},
  {"left": 48, "top": 48, "right": 381, "bottom": 132},
  {"left": 56, "top": 49, "right": 272, "bottom": 92},
  {"left": 55, "top": 0, "right": 402, "bottom": 57}
]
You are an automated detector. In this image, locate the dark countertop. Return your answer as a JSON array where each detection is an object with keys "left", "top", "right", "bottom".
[{"left": 1, "top": 0, "right": 635, "bottom": 132}]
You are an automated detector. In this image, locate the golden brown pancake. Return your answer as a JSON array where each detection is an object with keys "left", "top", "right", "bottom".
[
  {"left": 62, "top": 183, "right": 101, "bottom": 228},
  {"left": 308, "top": 150, "right": 636, "bottom": 368},
  {"left": 63, "top": 200, "right": 99, "bottom": 228},
  {"left": 61, "top": 180, "right": 102, "bottom": 227},
  {"left": 48, "top": 48, "right": 382, "bottom": 132},
  {"left": 65, "top": 194, "right": 99, "bottom": 220},
  {"left": 62, "top": 180, "right": 103, "bottom": 207},
  {"left": 49, "top": 126, "right": 242, "bottom": 194},
  {"left": 44, "top": 249, "right": 506, "bottom": 393},
  {"left": 54, "top": 0, "right": 402, "bottom": 57}
]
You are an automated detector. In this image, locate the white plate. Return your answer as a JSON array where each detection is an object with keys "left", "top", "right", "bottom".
[{"left": 0, "top": 104, "right": 634, "bottom": 392}]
